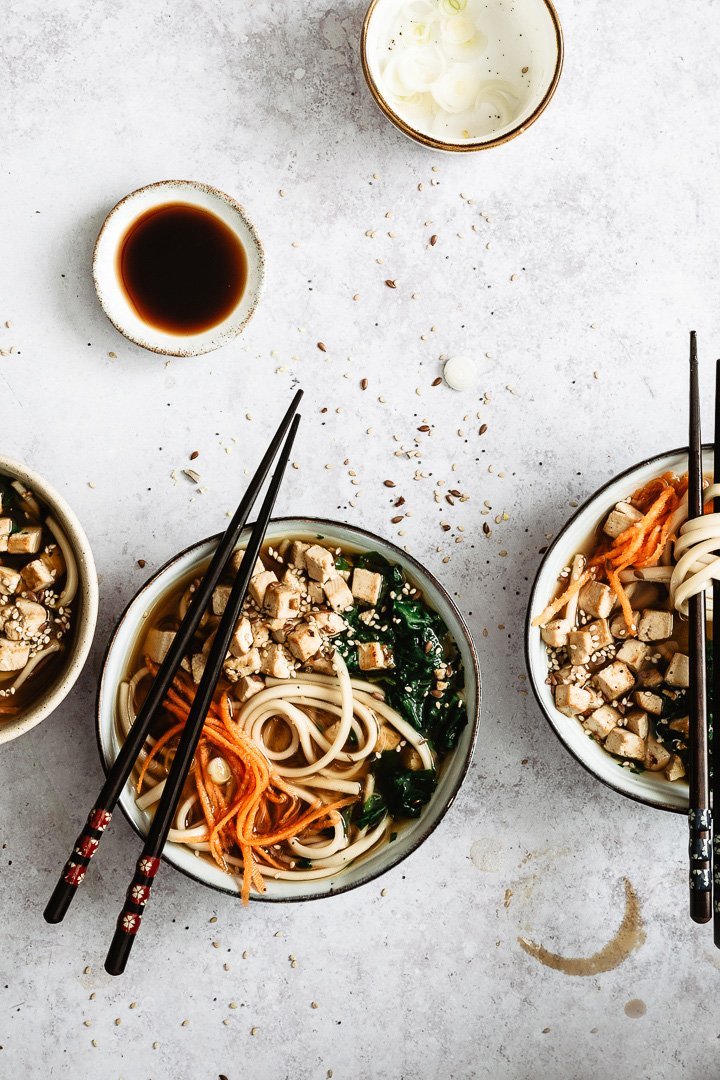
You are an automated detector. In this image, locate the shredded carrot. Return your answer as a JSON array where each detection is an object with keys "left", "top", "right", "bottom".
[
  {"left": 531, "top": 570, "right": 591, "bottom": 627},
  {"left": 135, "top": 722, "right": 184, "bottom": 793}
]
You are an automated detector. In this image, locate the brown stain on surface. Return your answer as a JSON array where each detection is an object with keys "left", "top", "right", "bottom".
[{"left": 517, "top": 878, "right": 645, "bottom": 976}]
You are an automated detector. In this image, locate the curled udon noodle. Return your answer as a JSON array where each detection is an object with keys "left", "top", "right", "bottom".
[{"left": 670, "top": 483, "right": 720, "bottom": 615}]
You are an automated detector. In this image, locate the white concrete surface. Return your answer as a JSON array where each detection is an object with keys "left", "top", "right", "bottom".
[{"left": 1, "top": 1, "right": 720, "bottom": 1077}]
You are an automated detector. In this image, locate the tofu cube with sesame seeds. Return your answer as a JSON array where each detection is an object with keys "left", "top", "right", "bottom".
[
  {"left": 251, "top": 621, "right": 270, "bottom": 649},
  {"left": 15, "top": 598, "right": 46, "bottom": 639},
  {"left": 259, "top": 643, "right": 292, "bottom": 679},
  {"left": 212, "top": 584, "right": 232, "bottom": 616},
  {"left": 281, "top": 568, "right": 305, "bottom": 594},
  {"left": 585, "top": 704, "right": 620, "bottom": 739},
  {"left": 578, "top": 580, "right": 614, "bottom": 619},
  {"left": 263, "top": 582, "right": 301, "bottom": 621},
  {"left": 287, "top": 623, "right": 323, "bottom": 662},
  {"left": 0, "top": 566, "right": 21, "bottom": 596},
  {"left": 305, "top": 545, "right": 335, "bottom": 583},
  {"left": 0, "top": 637, "right": 29, "bottom": 671},
  {"left": 603, "top": 502, "right": 643, "bottom": 539},
  {"left": 304, "top": 654, "right": 336, "bottom": 675},
  {"left": 567, "top": 630, "right": 593, "bottom": 665},
  {"left": 351, "top": 568, "right": 383, "bottom": 606},
  {"left": 593, "top": 661, "right": 635, "bottom": 702},
  {"left": 230, "top": 549, "right": 265, "bottom": 576},
  {"left": 323, "top": 575, "right": 355, "bottom": 613},
  {"left": 191, "top": 653, "right": 207, "bottom": 684},
  {"left": 637, "top": 665, "right": 663, "bottom": 689},
  {"left": 670, "top": 715, "right": 689, "bottom": 737},
  {"left": 585, "top": 618, "right": 613, "bottom": 652},
  {"left": 248, "top": 570, "right": 278, "bottom": 609},
  {"left": 637, "top": 609, "right": 673, "bottom": 642},
  {"left": 609, "top": 611, "right": 637, "bottom": 640},
  {"left": 287, "top": 541, "right": 309, "bottom": 570},
  {"left": 307, "top": 581, "right": 325, "bottom": 605},
  {"left": 665, "top": 652, "right": 689, "bottom": 688},
  {"left": 224, "top": 649, "right": 261, "bottom": 682},
  {"left": 357, "top": 641, "right": 394, "bottom": 671},
  {"left": 604, "top": 728, "right": 646, "bottom": 762},
  {"left": 229, "top": 617, "right": 254, "bottom": 658},
  {"left": 144, "top": 629, "right": 176, "bottom": 665},
  {"left": 554, "top": 684, "right": 592, "bottom": 716},
  {"left": 0, "top": 518, "right": 11, "bottom": 553},
  {"left": 311, "top": 612, "right": 346, "bottom": 637},
  {"left": 633, "top": 689, "right": 664, "bottom": 715},
  {"left": 644, "top": 734, "right": 671, "bottom": 771},
  {"left": 540, "top": 618, "right": 570, "bottom": 648},
  {"left": 375, "top": 724, "right": 402, "bottom": 752},
  {"left": 665, "top": 754, "right": 686, "bottom": 781},
  {"left": 233, "top": 675, "right": 265, "bottom": 703},
  {"left": 8, "top": 525, "right": 42, "bottom": 555},
  {"left": 625, "top": 710, "right": 649, "bottom": 739},
  {"left": 20, "top": 557, "right": 55, "bottom": 592},
  {"left": 615, "top": 639, "right": 648, "bottom": 673}
]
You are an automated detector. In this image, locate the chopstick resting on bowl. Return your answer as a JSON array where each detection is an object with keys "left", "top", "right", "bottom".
[
  {"left": 714, "top": 358, "right": 720, "bottom": 946},
  {"left": 688, "top": 333, "right": 712, "bottom": 924},
  {"left": 105, "top": 412, "right": 300, "bottom": 976},
  {"left": 43, "top": 389, "right": 303, "bottom": 927}
]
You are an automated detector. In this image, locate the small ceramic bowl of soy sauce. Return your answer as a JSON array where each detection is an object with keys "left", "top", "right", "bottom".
[{"left": 92, "top": 180, "right": 265, "bottom": 357}]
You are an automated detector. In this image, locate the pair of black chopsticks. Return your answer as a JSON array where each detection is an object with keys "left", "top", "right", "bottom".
[
  {"left": 44, "top": 389, "right": 303, "bottom": 975},
  {"left": 687, "top": 333, "right": 720, "bottom": 945}
]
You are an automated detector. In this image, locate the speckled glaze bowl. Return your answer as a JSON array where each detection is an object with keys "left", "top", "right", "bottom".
[
  {"left": 526, "top": 447, "right": 696, "bottom": 814},
  {"left": 361, "top": 0, "right": 563, "bottom": 153},
  {"left": 96, "top": 517, "right": 481, "bottom": 901},
  {"left": 92, "top": 180, "right": 265, "bottom": 357},
  {"left": 0, "top": 457, "right": 98, "bottom": 747}
]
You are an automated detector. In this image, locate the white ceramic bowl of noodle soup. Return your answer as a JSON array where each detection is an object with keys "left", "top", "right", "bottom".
[
  {"left": 0, "top": 457, "right": 98, "bottom": 746},
  {"left": 96, "top": 517, "right": 481, "bottom": 900},
  {"left": 525, "top": 447, "right": 701, "bottom": 814}
]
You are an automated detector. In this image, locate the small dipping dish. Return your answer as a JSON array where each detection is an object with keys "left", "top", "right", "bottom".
[
  {"left": 93, "top": 180, "right": 265, "bottom": 357},
  {"left": 361, "top": 0, "right": 563, "bottom": 152}
]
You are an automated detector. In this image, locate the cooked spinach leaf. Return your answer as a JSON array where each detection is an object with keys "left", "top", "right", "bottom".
[
  {"left": 373, "top": 752, "right": 436, "bottom": 818},
  {"left": 356, "top": 793, "right": 388, "bottom": 830}
]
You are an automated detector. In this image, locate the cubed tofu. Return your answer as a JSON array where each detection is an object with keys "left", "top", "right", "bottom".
[
  {"left": 263, "top": 582, "right": 301, "bottom": 620},
  {"left": 16, "top": 599, "right": 47, "bottom": 638},
  {"left": 602, "top": 502, "right": 643, "bottom": 539},
  {"left": 0, "top": 566, "right": 21, "bottom": 596},
  {"left": 281, "top": 568, "right": 305, "bottom": 594},
  {"left": 625, "top": 710, "right": 649, "bottom": 739},
  {"left": 248, "top": 569, "right": 278, "bottom": 608},
  {"left": 41, "top": 545, "right": 65, "bottom": 579},
  {"left": 230, "top": 549, "right": 265, "bottom": 576},
  {"left": 0, "top": 637, "right": 29, "bottom": 671},
  {"left": 604, "top": 727, "right": 646, "bottom": 761},
  {"left": 665, "top": 652, "right": 689, "bottom": 688},
  {"left": 567, "top": 630, "right": 593, "bottom": 665},
  {"left": 357, "top": 641, "right": 394, "bottom": 670},
  {"left": 351, "top": 567, "right": 383, "bottom": 606},
  {"left": 8, "top": 526, "right": 42, "bottom": 555},
  {"left": 637, "top": 609, "right": 673, "bottom": 643},
  {"left": 636, "top": 666, "right": 663, "bottom": 689},
  {"left": 540, "top": 618, "right": 570, "bottom": 648},
  {"left": 654, "top": 640, "right": 679, "bottom": 661},
  {"left": 665, "top": 754, "right": 686, "bottom": 782},
  {"left": 609, "top": 611, "right": 637, "bottom": 640},
  {"left": 224, "top": 648, "right": 261, "bottom": 681},
  {"left": 578, "top": 580, "right": 614, "bottom": 619},
  {"left": 229, "top": 617, "right": 254, "bottom": 658},
  {"left": 286, "top": 541, "right": 309, "bottom": 570},
  {"left": 585, "top": 618, "right": 614, "bottom": 652},
  {"left": 303, "top": 654, "right": 336, "bottom": 675},
  {"left": 307, "top": 581, "right": 325, "bottom": 605},
  {"left": 0, "top": 519, "right": 11, "bottom": 553},
  {"left": 669, "top": 716, "right": 689, "bottom": 738},
  {"left": 615, "top": 639, "right": 648, "bottom": 673},
  {"left": 259, "top": 643, "right": 292, "bottom": 679},
  {"left": 212, "top": 584, "right": 232, "bottom": 616},
  {"left": 20, "top": 557, "right": 55, "bottom": 592},
  {"left": 311, "top": 611, "right": 346, "bottom": 637},
  {"left": 585, "top": 704, "right": 620, "bottom": 739},
  {"left": 645, "top": 734, "right": 672, "bottom": 771},
  {"left": 376, "top": 724, "right": 402, "bottom": 752},
  {"left": 233, "top": 674, "right": 265, "bottom": 703},
  {"left": 593, "top": 661, "right": 635, "bottom": 702},
  {"left": 251, "top": 621, "right": 270, "bottom": 649},
  {"left": 324, "top": 575, "right": 354, "bottom": 612},
  {"left": 191, "top": 653, "right": 206, "bottom": 684},
  {"left": 633, "top": 690, "right": 664, "bottom": 715},
  {"left": 554, "top": 684, "right": 592, "bottom": 716},
  {"left": 304, "top": 544, "right": 335, "bottom": 583},
  {"left": 287, "top": 622, "right": 323, "bottom": 662},
  {"left": 145, "top": 628, "right": 176, "bottom": 665}
]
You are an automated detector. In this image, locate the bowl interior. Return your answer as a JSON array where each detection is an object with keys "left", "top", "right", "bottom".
[
  {"left": 363, "top": 0, "right": 562, "bottom": 150},
  {"left": 0, "top": 457, "right": 98, "bottom": 746},
  {"left": 526, "top": 447, "right": 697, "bottom": 813},
  {"left": 97, "top": 518, "right": 480, "bottom": 900},
  {"left": 93, "top": 180, "right": 264, "bottom": 357}
]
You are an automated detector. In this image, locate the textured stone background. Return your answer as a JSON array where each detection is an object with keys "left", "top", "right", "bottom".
[{"left": 1, "top": 1, "right": 720, "bottom": 1078}]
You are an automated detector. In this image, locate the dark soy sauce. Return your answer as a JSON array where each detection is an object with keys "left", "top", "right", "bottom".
[{"left": 118, "top": 203, "right": 248, "bottom": 335}]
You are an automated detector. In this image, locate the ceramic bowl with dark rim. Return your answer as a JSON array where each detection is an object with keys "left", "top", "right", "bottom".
[
  {"left": 361, "top": 0, "right": 563, "bottom": 153},
  {"left": 0, "top": 457, "right": 99, "bottom": 747},
  {"left": 92, "top": 180, "right": 265, "bottom": 357},
  {"left": 525, "top": 446, "right": 698, "bottom": 814},
  {"left": 96, "top": 517, "right": 481, "bottom": 900}
]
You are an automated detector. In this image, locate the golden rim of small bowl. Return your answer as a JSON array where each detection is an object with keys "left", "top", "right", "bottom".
[
  {"left": 92, "top": 179, "right": 265, "bottom": 357},
  {"left": 360, "top": 0, "right": 564, "bottom": 153}
]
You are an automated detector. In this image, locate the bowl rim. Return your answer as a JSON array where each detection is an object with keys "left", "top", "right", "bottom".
[
  {"left": 524, "top": 444, "right": 699, "bottom": 816},
  {"left": 0, "top": 455, "right": 99, "bottom": 746},
  {"left": 360, "top": 0, "right": 564, "bottom": 153},
  {"left": 92, "top": 179, "right": 265, "bottom": 357},
  {"left": 95, "top": 515, "right": 482, "bottom": 901}
]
